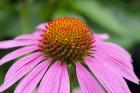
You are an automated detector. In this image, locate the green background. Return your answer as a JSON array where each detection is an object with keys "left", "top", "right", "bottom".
[{"left": 0, "top": 0, "right": 140, "bottom": 93}]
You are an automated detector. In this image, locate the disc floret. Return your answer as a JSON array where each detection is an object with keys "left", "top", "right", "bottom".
[{"left": 40, "top": 17, "right": 93, "bottom": 62}]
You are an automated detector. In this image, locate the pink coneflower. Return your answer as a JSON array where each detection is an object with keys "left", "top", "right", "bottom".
[{"left": 0, "top": 17, "right": 139, "bottom": 93}]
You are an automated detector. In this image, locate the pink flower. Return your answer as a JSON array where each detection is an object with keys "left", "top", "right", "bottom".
[{"left": 0, "top": 17, "right": 139, "bottom": 93}]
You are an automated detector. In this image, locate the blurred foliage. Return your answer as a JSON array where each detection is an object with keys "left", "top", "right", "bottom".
[{"left": 0, "top": 0, "right": 140, "bottom": 92}]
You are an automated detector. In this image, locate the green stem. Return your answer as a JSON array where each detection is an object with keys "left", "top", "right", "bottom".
[
  {"left": 70, "top": 83, "right": 72, "bottom": 93},
  {"left": 69, "top": 65, "right": 75, "bottom": 93}
]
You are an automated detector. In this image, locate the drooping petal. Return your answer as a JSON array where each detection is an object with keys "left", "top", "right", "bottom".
[
  {"left": 85, "top": 57, "right": 131, "bottom": 93},
  {"left": 94, "top": 33, "right": 110, "bottom": 40},
  {"left": 0, "top": 40, "right": 38, "bottom": 49},
  {"left": 38, "top": 61, "right": 70, "bottom": 93},
  {"left": 92, "top": 51, "right": 139, "bottom": 84},
  {"left": 0, "top": 45, "right": 39, "bottom": 65},
  {"left": 14, "top": 60, "right": 51, "bottom": 93},
  {"left": 76, "top": 63, "right": 104, "bottom": 93},
  {"left": 0, "top": 52, "right": 44, "bottom": 92},
  {"left": 36, "top": 23, "right": 48, "bottom": 31},
  {"left": 5, "top": 52, "right": 43, "bottom": 81},
  {"left": 59, "top": 63, "right": 70, "bottom": 93},
  {"left": 33, "top": 31, "right": 44, "bottom": 39},
  {"left": 103, "top": 42, "right": 131, "bottom": 58},
  {"left": 15, "top": 34, "right": 41, "bottom": 40},
  {"left": 94, "top": 34, "right": 131, "bottom": 58},
  {"left": 93, "top": 38, "right": 133, "bottom": 70},
  {"left": 38, "top": 61, "right": 61, "bottom": 93},
  {"left": 92, "top": 38, "right": 139, "bottom": 84}
]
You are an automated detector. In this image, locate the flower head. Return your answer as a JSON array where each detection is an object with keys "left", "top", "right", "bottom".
[
  {"left": 0, "top": 17, "right": 139, "bottom": 93},
  {"left": 39, "top": 17, "right": 93, "bottom": 61}
]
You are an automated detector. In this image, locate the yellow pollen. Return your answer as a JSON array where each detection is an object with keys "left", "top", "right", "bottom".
[{"left": 39, "top": 17, "right": 94, "bottom": 61}]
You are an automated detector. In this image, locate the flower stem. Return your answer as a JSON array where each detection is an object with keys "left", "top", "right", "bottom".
[
  {"left": 70, "top": 84, "right": 72, "bottom": 93},
  {"left": 68, "top": 65, "right": 75, "bottom": 93}
]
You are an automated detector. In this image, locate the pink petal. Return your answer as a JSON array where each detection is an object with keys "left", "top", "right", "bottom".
[
  {"left": 76, "top": 63, "right": 104, "bottom": 93},
  {"left": 15, "top": 34, "right": 41, "bottom": 40},
  {"left": 38, "top": 61, "right": 70, "bottom": 93},
  {"left": 33, "top": 31, "right": 44, "bottom": 39},
  {"left": 5, "top": 52, "right": 43, "bottom": 81},
  {"left": 92, "top": 38, "right": 139, "bottom": 84},
  {"left": 94, "top": 33, "right": 110, "bottom": 40},
  {"left": 94, "top": 34, "right": 131, "bottom": 58},
  {"left": 0, "top": 53, "right": 44, "bottom": 92},
  {"left": 91, "top": 52, "right": 139, "bottom": 84},
  {"left": 94, "top": 39, "right": 133, "bottom": 70},
  {"left": 85, "top": 57, "right": 131, "bottom": 93},
  {"left": 0, "top": 45, "right": 39, "bottom": 65},
  {"left": 14, "top": 60, "right": 51, "bottom": 93},
  {"left": 0, "top": 40, "right": 38, "bottom": 49},
  {"left": 99, "top": 41, "right": 131, "bottom": 61},
  {"left": 36, "top": 23, "right": 48, "bottom": 31},
  {"left": 103, "top": 42, "right": 131, "bottom": 58},
  {"left": 59, "top": 63, "right": 70, "bottom": 93}
]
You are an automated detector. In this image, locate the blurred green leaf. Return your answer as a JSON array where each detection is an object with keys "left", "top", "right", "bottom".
[
  {"left": 52, "top": 8, "right": 85, "bottom": 20},
  {"left": 72, "top": 0, "right": 127, "bottom": 35}
]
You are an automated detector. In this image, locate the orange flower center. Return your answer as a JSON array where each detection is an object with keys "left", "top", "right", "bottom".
[{"left": 39, "top": 17, "right": 93, "bottom": 62}]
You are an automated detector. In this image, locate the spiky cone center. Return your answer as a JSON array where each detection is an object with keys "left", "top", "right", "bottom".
[{"left": 39, "top": 17, "right": 94, "bottom": 63}]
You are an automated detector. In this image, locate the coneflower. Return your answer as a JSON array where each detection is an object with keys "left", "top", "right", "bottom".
[{"left": 0, "top": 17, "right": 139, "bottom": 93}]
